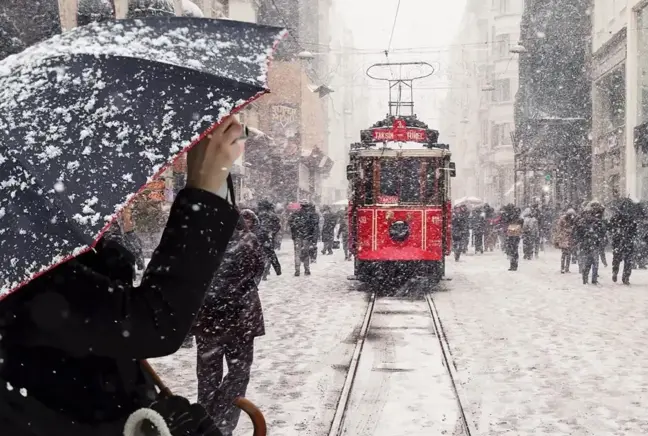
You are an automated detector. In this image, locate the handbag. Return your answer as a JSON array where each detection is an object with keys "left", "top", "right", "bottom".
[
  {"left": 123, "top": 361, "right": 267, "bottom": 436},
  {"left": 332, "top": 240, "right": 341, "bottom": 249}
]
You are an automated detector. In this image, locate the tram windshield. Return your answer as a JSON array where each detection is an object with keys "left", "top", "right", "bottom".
[{"left": 369, "top": 158, "right": 445, "bottom": 205}]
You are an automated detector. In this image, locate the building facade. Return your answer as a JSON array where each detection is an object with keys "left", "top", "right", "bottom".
[
  {"left": 246, "top": 0, "right": 333, "bottom": 205},
  {"left": 441, "top": 0, "right": 521, "bottom": 208},
  {"left": 515, "top": 0, "right": 591, "bottom": 207}
]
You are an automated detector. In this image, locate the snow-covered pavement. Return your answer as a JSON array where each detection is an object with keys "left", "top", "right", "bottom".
[
  {"left": 438, "top": 249, "right": 648, "bottom": 435},
  {"left": 150, "top": 243, "right": 367, "bottom": 436}
]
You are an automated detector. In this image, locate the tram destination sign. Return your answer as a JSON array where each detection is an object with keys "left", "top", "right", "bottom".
[{"left": 366, "top": 118, "right": 428, "bottom": 143}]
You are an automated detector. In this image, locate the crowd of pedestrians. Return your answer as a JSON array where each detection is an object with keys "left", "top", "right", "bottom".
[{"left": 453, "top": 198, "right": 648, "bottom": 286}]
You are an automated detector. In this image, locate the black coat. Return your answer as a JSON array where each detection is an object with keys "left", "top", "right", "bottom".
[
  {"left": 0, "top": 188, "right": 238, "bottom": 436},
  {"left": 257, "top": 208, "right": 281, "bottom": 248},
  {"left": 321, "top": 211, "right": 337, "bottom": 243},
  {"left": 609, "top": 213, "right": 637, "bottom": 254},
  {"left": 289, "top": 206, "right": 319, "bottom": 242},
  {"left": 193, "top": 228, "right": 265, "bottom": 342},
  {"left": 575, "top": 213, "right": 606, "bottom": 252}
]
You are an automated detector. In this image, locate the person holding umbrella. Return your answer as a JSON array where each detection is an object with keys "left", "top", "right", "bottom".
[
  {"left": 0, "top": 7, "right": 286, "bottom": 436},
  {"left": 0, "top": 119, "right": 243, "bottom": 436}
]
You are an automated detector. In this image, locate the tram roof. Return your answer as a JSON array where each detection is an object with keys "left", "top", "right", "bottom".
[{"left": 351, "top": 147, "right": 451, "bottom": 158}]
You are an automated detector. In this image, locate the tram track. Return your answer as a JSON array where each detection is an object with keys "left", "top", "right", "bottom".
[{"left": 328, "top": 292, "right": 474, "bottom": 436}]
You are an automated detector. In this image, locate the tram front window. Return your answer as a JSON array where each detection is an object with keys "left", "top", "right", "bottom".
[
  {"left": 400, "top": 159, "right": 421, "bottom": 203},
  {"left": 380, "top": 160, "right": 400, "bottom": 198},
  {"left": 378, "top": 159, "right": 422, "bottom": 204}
]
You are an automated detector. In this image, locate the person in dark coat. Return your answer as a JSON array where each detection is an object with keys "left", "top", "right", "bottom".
[
  {"left": 256, "top": 200, "right": 282, "bottom": 280},
  {"left": 305, "top": 203, "right": 320, "bottom": 262},
  {"left": 452, "top": 205, "right": 469, "bottom": 261},
  {"left": 574, "top": 201, "right": 607, "bottom": 285},
  {"left": 0, "top": 117, "right": 243, "bottom": 436},
  {"left": 288, "top": 203, "right": 311, "bottom": 276},
  {"left": 502, "top": 204, "right": 523, "bottom": 271},
  {"left": 337, "top": 209, "right": 350, "bottom": 260},
  {"left": 193, "top": 210, "right": 265, "bottom": 436},
  {"left": 321, "top": 205, "right": 337, "bottom": 255},
  {"left": 471, "top": 208, "right": 486, "bottom": 254},
  {"left": 609, "top": 198, "right": 638, "bottom": 285}
]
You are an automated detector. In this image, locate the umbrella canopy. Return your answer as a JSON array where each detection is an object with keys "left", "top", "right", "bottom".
[
  {"left": 0, "top": 17, "right": 286, "bottom": 297},
  {"left": 454, "top": 196, "right": 484, "bottom": 207}
]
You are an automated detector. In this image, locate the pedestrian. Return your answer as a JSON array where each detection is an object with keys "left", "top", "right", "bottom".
[
  {"left": 193, "top": 209, "right": 265, "bottom": 436},
  {"left": 554, "top": 208, "right": 577, "bottom": 273},
  {"left": 472, "top": 208, "right": 486, "bottom": 254},
  {"left": 337, "top": 209, "right": 350, "bottom": 260},
  {"left": 609, "top": 198, "right": 638, "bottom": 285},
  {"left": 522, "top": 207, "right": 539, "bottom": 260},
  {"left": 257, "top": 199, "right": 282, "bottom": 280},
  {"left": 574, "top": 201, "right": 607, "bottom": 284},
  {"left": 0, "top": 119, "right": 243, "bottom": 436},
  {"left": 452, "top": 205, "right": 469, "bottom": 261},
  {"left": 304, "top": 203, "right": 320, "bottom": 263},
  {"left": 289, "top": 202, "right": 312, "bottom": 276},
  {"left": 321, "top": 205, "right": 337, "bottom": 255},
  {"left": 502, "top": 204, "right": 523, "bottom": 271}
]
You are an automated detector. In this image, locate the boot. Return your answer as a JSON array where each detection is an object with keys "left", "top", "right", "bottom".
[
  {"left": 295, "top": 269, "right": 300, "bottom": 277},
  {"left": 304, "top": 268, "right": 311, "bottom": 276}
]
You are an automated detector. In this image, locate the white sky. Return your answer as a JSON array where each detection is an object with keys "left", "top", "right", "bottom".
[{"left": 336, "top": 0, "right": 467, "bottom": 126}]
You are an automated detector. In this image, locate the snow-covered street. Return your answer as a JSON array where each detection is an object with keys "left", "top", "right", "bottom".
[
  {"left": 440, "top": 249, "right": 648, "bottom": 436},
  {"left": 151, "top": 245, "right": 648, "bottom": 436}
]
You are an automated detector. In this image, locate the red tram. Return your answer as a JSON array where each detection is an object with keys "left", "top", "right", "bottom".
[{"left": 346, "top": 62, "right": 455, "bottom": 283}]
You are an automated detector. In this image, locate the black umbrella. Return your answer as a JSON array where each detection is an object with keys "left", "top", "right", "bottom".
[{"left": 0, "top": 17, "right": 286, "bottom": 297}]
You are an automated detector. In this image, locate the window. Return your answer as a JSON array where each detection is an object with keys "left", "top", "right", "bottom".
[
  {"left": 380, "top": 160, "right": 399, "bottom": 197},
  {"left": 481, "top": 119, "right": 489, "bottom": 145},
  {"left": 638, "top": 6, "right": 648, "bottom": 123},
  {"left": 378, "top": 159, "right": 423, "bottom": 203},
  {"left": 400, "top": 159, "right": 421, "bottom": 203},
  {"left": 362, "top": 160, "right": 374, "bottom": 204},
  {"left": 491, "top": 123, "right": 500, "bottom": 146},
  {"left": 499, "top": 0, "right": 509, "bottom": 14},
  {"left": 501, "top": 123, "right": 512, "bottom": 145},
  {"left": 496, "top": 34, "right": 510, "bottom": 58},
  {"left": 492, "top": 79, "right": 511, "bottom": 102},
  {"left": 425, "top": 159, "right": 445, "bottom": 205}
]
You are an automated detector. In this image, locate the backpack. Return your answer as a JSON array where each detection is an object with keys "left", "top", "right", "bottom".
[{"left": 507, "top": 223, "right": 523, "bottom": 237}]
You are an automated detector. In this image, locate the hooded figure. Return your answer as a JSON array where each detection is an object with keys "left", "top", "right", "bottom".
[{"left": 193, "top": 210, "right": 265, "bottom": 436}]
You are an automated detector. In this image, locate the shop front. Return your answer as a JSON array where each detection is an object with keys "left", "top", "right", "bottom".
[{"left": 591, "top": 27, "right": 626, "bottom": 203}]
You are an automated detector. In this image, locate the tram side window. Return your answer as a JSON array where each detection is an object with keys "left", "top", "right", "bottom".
[
  {"left": 426, "top": 160, "right": 443, "bottom": 205},
  {"left": 401, "top": 159, "right": 421, "bottom": 203},
  {"left": 362, "top": 161, "right": 374, "bottom": 204},
  {"left": 380, "top": 160, "right": 400, "bottom": 197}
]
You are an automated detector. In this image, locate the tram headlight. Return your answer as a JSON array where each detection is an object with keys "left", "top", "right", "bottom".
[{"left": 389, "top": 220, "right": 410, "bottom": 242}]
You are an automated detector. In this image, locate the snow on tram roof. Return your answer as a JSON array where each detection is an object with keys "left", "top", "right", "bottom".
[{"left": 352, "top": 142, "right": 450, "bottom": 158}]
